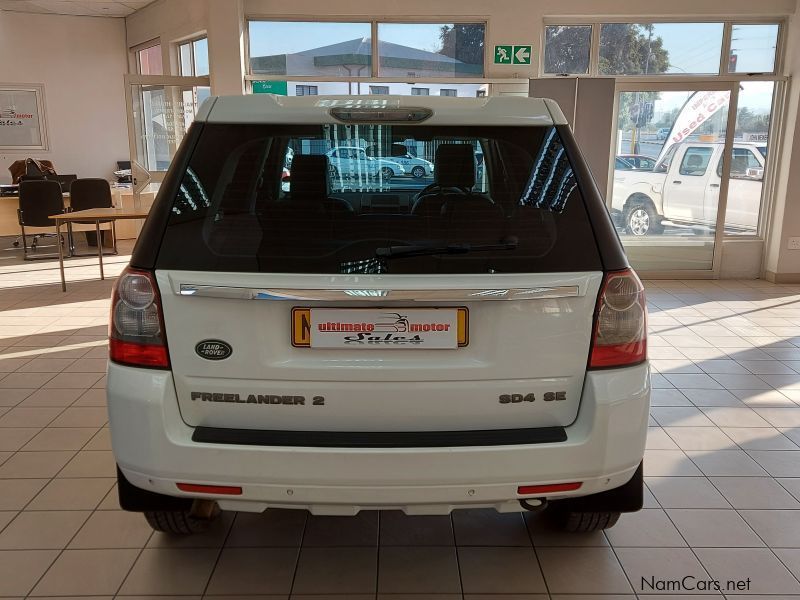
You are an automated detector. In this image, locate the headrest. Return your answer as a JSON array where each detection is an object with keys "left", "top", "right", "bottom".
[
  {"left": 434, "top": 144, "right": 476, "bottom": 189},
  {"left": 687, "top": 154, "right": 703, "bottom": 167},
  {"left": 290, "top": 154, "right": 331, "bottom": 198}
]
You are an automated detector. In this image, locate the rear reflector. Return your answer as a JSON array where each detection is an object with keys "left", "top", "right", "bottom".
[
  {"left": 109, "top": 339, "right": 169, "bottom": 368},
  {"left": 176, "top": 483, "right": 243, "bottom": 495},
  {"left": 517, "top": 482, "right": 582, "bottom": 495}
]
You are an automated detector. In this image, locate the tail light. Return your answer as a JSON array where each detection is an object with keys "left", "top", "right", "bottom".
[
  {"left": 109, "top": 267, "right": 170, "bottom": 369},
  {"left": 589, "top": 268, "right": 647, "bottom": 369}
]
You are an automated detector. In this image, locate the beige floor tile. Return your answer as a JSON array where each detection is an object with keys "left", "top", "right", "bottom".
[
  {"left": 740, "top": 510, "right": 800, "bottom": 547},
  {"left": 49, "top": 406, "right": 107, "bottom": 427},
  {"left": 774, "top": 548, "right": 800, "bottom": 580},
  {"left": 42, "top": 371, "right": 103, "bottom": 389},
  {"left": 0, "top": 372, "right": 55, "bottom": 388},
  {"left": 32, "top": 548, "right": 139, "bottom": 596},
  {"left": 225, "top": 509, "right": 306, "bottom": 547},
  {"left": 0, "top": 427, "right": 40, "bottom": 451},
  {"left": 22, "top": 427, "right": 97, "bottom": 450},
  {"left": 302, "top": 511, "right": 378, "bottom": 546},
  {"left": 733, "top": 389, "right": 797, "bottom": 408},
  {"left": 686, "top": 449, "right": 769, "bottom": 476},
  {"left": 722, "top": 426, "right": 799, "bottom": 450},
  {"left": 604, "top": 509, "right": 686, "bottom": 547},
  {"left": 684, "top": 389, "right": 744, "bottom": 407},
  {"left": 72, "top": 387, "right": 107, "bottom": 406},
  {"left": 453, "top": 508, "right": 530, "bottom": 546},
  {"left": 0, "top": 388, "right": 35, "bottom": 406},
  {"left": 291, "top": 547, "right": 376, "bottom": 594},
  {"left": 16, "top": 358, "right": 74, "bottom": 373},
  {"left": 0, "top": 510, "right": 15, "bottom": 531},
  {"left": 615, "top": 547, "right": 712, "bottom": 596},
  {"left": 749, "top": 450, "right": 800, "bottom": 477},
  {"left": 27, "top": 477, "right": 115, "bottom": 510},
  {"left": 695, "top": 547, "right": 800, "bottom": 594},
  {"left": 709, "top": 476, "right": 800, "bottom": 509},
  {"left": 379, "top": 510, "right": 454, "bottom": 546},
  {"left": 0, "top": 406, "right": 62, "bottom": 427},
  {"left": 457, "top": 547, "right": 547, "bottom": 594},
  {"left": 119, "top": 548, "right": 219, "bottom": 595},
  {"left": 0, "top": 510, "right": 89, "bottom": 549},
  {"left": 537, "top": 547, "right": 632, "bottom": 594},
  {"left": 377, "top": 546, "right": 461, "bottom": 593},
  {"left": 0, "top": 549, "right": 59, "bottom": 596},
  {"left": 755, "top": 407, "right": 800, "bottom": 427},
  {"left": 69, "top": 509, "right": 152, "bottom": 548},
  {"left": 700, "top": 406, "right": 771, "bottom": 427},
  {"left": 57, "top": 450, "right": 116, "bottom": 477},
  {"left": 83, "top": 427, "right": 111, "bottom": 450},
  {"left": 643, "top": 450, "right": 703, "bottom": 476},
  {"left": 646, "top": 476, "right": 729, "bottom": 509},
  {"left": 646, "top": 427, "right": 680, "bottom": 450},
  {"left": 20, "top": 388, "right": 84, "bottom": 407},
  {"left": 0, "top": 451, "right": 74, "bottom": 478},
  {"left": 0, "top": 478, "right": 48, "bottom": 510},
  {"left": 650, "top": 389, "right": 691, "bottom": 407},
  {"left": 667, "top": 509, "right": 764, "bottom": 547},
  {"left": 663, "top": 426, "right": 736, "bottom": 451},
  {"left": 68, "top": 358, "right": 108, "bottom": 372},
  {"left": 651, "top": 407, "right": 716, "bottom": 427}
]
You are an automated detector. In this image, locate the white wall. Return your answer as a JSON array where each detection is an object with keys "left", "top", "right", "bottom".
[{"left": 0, "top": 11, "right": 129, "bottom": 184}]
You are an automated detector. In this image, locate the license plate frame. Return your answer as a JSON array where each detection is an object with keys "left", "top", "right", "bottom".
[{"left": 292, "top": 307, "right": 469, "bottom": 349}]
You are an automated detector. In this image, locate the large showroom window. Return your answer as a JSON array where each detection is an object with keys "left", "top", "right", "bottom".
[
  {"left": 542, "top": 20, "right": 784, "bottom": 274},
  {"left": 248, "top": 21, "right": 373, "bottom": 77}
]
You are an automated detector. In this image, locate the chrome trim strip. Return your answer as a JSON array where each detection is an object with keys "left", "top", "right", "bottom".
[{"left": 178, "top": 285, "right": 581, "bottom": 301}]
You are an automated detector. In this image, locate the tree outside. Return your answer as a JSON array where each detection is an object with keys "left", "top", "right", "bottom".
[{"left": 438, "top": 24, "right": 485, "bottom": 70}]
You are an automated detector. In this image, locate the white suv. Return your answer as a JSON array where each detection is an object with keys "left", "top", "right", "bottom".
[{"left": 107, "top": 95, "right": 650, "bottom": 535}]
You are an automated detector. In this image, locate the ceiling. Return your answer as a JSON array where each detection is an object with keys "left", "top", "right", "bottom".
[{"left": 0, "top": 0, "right": 154, "bottom": 17}]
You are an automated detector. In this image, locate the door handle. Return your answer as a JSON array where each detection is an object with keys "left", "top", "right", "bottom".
[
  {"left": 709, "top": 183, "right": 720, "bottom": 188},
  {"left": 672, "top": 180, "right": 682, "bottom": 185}
]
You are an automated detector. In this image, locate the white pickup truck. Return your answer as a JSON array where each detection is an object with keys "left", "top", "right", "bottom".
[{"left": 611, "top": 142, "right": 766, "bottom": 235}]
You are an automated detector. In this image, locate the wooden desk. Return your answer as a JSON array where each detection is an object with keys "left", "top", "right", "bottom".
[
  {"left": 50, "top": 208, "right": 149, "bottom": 292},
  {"left": 0, "top": 188, "right": 156, "bottom": 239}
]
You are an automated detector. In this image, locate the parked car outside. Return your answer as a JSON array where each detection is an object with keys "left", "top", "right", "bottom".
[
  {"left": 327, "top": 146, "right": 405, "bottom": 179},
  {"left": 612, "top": 141, "right": 766, "bottom": 235},
  {"left": 656, "top": 127, "right": 670, "bottom": 141}
]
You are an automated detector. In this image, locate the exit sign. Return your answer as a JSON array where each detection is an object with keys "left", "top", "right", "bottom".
[
  {"left": 252, "top": 80, "right": 288, "bottom": 95},
  {"left": 494, "top": 45, "right": 532, "bottom": 65}
]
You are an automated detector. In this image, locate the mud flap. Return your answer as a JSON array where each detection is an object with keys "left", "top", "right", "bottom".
[
  {"left": 550, "top": 461, "right": 643, "bottom": 513},
  {"left": 117, "top": 466, "right": 193, "bottom": 512}
]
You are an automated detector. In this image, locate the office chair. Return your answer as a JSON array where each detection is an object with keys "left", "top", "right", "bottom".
[
  {"left": 17, "top": 180, "right": 67, "bottom": 260},
  {"left": 68, "top": 178, "right": 117, "bottom": 256}
]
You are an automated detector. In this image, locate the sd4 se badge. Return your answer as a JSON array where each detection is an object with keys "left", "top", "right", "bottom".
[{"left": 195, "top": 340, "right": 233, "bottom": 360}]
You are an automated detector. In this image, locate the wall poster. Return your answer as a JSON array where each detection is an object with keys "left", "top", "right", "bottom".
[{"left": 0, "top": 84, "right": 48, "bottom": 151}]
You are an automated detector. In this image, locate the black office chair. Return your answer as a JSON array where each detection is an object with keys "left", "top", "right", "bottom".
[
  {"left": 17, "top": 180, "right": 67, "bottom": 260},
  {"left": 67, "top": 178, "right": 117, "bottom": 256}
]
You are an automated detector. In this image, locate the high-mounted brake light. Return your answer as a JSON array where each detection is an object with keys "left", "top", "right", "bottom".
[
  {"left": 589, "top": 268, "right": 647, "bottom": 369},
  {"left": 109, "top": 267, "right": 170, "bottom": 369},
  {"left": 330, "top": 107, "right": 432, "bottom": 123}
]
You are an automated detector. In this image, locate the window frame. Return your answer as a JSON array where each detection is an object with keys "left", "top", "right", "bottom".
[
  {"left": 244, "top": 17, "right": 489, "bottom": 80},
  {"left": 132, "top": 39, "right": 163, "bottom": 76},
  {"left": 538, "top": 18, "right": 786, "bottom": 79},
  {"left": 177, "top": 35, "right": 209, "bottom": 77}
]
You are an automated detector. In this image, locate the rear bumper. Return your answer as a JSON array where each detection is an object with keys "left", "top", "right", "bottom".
[{"left": 107, "top": 362, "right": 650, "bottom": 515}]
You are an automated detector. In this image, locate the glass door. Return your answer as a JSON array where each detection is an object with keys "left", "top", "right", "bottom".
[
  {"left": 609, "top": 81, "right": 736, "bottom": 273},
  {"left": 124, "top": 74, "right": 211, "bottom": 186}
]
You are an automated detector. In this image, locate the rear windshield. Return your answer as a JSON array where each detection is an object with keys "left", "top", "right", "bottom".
[{"left": 155, "top": 123, "right": 602, "bottom": 274}]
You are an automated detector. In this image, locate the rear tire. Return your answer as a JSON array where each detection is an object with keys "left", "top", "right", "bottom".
[
  {"left": 380, "top": 166, "right": 394, "bottom": 180},
  {"left": 144, "top": 504, "right": 220, "bottom": 535},
  {"left": 412, "top": 166, "right": 426, "bottom": 178},
  {"left": 556, "top": 510, "right": 621, "bottom": 532}
]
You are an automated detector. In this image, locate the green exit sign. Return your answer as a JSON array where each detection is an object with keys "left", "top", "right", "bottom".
[
  {"left": 494, "top": 45, "right": 532, "bottom": 65},
  {"left": 252, "top": 80, "right": 288, "bottom": 95}
]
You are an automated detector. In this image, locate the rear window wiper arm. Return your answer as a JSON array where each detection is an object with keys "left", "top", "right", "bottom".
[{"left": 375, "top": 237, "right": 518, "bottom": 259}]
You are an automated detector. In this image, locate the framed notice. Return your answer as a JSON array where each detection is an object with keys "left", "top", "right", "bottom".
[{"left": 0, "top": 84, "right": 48, "bottom": 151}]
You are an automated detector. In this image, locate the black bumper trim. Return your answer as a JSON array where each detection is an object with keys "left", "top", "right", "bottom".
[{"left": 191, "top": 426, "right": 567, "bottom": 448}]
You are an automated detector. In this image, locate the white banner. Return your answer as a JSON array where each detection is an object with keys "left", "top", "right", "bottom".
[
  {"left": 656, "top": 90, "right": 730, "bottom": 163},
  {"left": 310, "top": 308, "right": 459, "bottom": 349},
  {"left": 0, "top": 87, "right": 44, "bottom": 148}
]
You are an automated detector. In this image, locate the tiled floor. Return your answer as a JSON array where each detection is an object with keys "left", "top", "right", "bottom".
[{"left": 1, "top": 237, "right": 800, "bottom": 599}]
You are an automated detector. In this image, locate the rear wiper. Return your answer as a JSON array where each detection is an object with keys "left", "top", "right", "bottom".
[{"left": 375, "top": 237, "right": 518, "bottom": 259}]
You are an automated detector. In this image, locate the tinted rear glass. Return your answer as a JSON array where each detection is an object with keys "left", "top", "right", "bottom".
[{"left": 155, "top": 123, "right": 601, "bottom": 274}]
